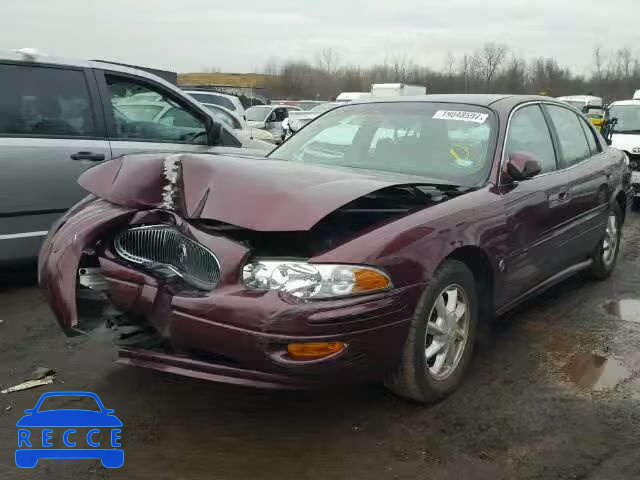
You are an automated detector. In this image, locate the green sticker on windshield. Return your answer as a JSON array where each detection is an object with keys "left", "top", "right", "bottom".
[{"left": 433, "top": 110, "right": 488, "bottom": 123}]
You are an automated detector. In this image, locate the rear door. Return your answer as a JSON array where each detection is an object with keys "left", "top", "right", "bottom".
[
  {"left": 499, "top": 103, "right": 574, "bottom": 301},
  {"left": 543, "top": 104, "right": 610, "bottom": 262},
  {"left": 95, "top": 70, "right": 241, "bottom": 158},
  {"left": 0, "top": 62, "right": 110, "bottom": 262}
]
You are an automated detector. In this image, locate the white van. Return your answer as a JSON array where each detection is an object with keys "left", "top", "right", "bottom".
[
  {"left": 370, "top": 83, "right": 427, "bottom": 97},
  {"left": 336, "top": 92, "right": 371, "bottom": 102},
  {"left": 606, "top": 99, "right": 640, "bottom": 208}
]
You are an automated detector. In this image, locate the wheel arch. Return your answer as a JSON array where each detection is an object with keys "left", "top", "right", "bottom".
[{"left": 444, "top": 245, "right": 496, "bottom": 321}]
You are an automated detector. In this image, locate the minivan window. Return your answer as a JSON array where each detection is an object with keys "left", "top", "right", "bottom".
[
  {"left": 106, "top": 74, "right": 207, "bottom": 144},
  {"left": 0, "top": 64, "right": 96, "bottom": 137},
  {"left": 546, "top": 105, "right": 591, "bottom": 167}
]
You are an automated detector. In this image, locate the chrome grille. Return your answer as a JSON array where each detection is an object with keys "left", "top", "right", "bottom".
[{"left": 114, "top": 225, "right": 220, "bottom": 290}]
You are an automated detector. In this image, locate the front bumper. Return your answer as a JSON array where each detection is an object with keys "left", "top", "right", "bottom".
[{"left": 39, "top": 199, "right": 423, "bottom": 388}]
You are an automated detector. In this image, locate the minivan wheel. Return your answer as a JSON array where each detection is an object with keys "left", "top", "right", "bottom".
[
  {"left": 587, "top": 203, "right": 622, "bottom": 280},
  {"left": 385, "top": 260, "right": 478, "bottom": 403}
]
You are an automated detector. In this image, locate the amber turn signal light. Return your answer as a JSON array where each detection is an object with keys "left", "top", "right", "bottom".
[
  {"left": 353, "top": 268, "right": 391, "bottom": 293},
  {"left": 287, "top": 341, "right": 347, "bottom": 360}
]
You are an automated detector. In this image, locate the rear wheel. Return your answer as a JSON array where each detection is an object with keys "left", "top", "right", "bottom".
[
  {"left": 386, "top": 260, "right": 478, "bottom": 403},
  {"left": 587, "top": 204, "right": 622, "bottom": 280}
]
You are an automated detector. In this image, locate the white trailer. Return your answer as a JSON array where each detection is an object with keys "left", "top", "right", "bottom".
[{"left": 370, "top": 83, "right": 427, "bottom": 97}]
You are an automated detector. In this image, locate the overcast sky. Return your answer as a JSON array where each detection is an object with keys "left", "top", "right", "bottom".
[{"left": 3, "top": 0, "right": 639, "bottom": 74}]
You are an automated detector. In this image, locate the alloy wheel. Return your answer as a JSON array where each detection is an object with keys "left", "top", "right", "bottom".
[{"left": 424, "top": 285, "right": 470, "bottom": 381}]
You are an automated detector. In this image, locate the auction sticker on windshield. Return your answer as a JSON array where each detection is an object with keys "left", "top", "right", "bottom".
[{"left": 433, "top": 110, "right": 488, "bottom": 123}]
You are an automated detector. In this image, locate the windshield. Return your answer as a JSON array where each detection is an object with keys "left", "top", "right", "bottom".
[
  {"left": 118, "top": 104, "right": 164, "bottom": 122},
  {"left": 270, "top": 102, "right": 496, "bottom": 186},
  {"left": 246, "top": 106, "right": 272, "bottom": 122},
  {"left": 607, "top": 104, "right": 640, "bottom": 133}
]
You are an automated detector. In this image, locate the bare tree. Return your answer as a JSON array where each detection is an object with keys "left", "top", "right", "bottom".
[
  {"left": 616, "top": 47, "right": 633, "bottom": 79},
  {"left": 593, "top": 45, "right": 607, "bottom": 80},
  {"left": 479, "top": 43, "right": 509, "bottom": 85},
  {"left": 316, "top": 48, "right": 341, "bottom": 75}
]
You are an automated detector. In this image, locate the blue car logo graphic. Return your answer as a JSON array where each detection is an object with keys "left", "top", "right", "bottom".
[{"left": 15, "top": 391, "right": 123, "bottom": 468}]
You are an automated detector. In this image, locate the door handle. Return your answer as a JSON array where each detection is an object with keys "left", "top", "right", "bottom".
[
  {"left": 557, "top": 190, "right": 570, "bottom": 201},
  {"left": 70, "top": 152, "right": 105, "bottom": 162}
]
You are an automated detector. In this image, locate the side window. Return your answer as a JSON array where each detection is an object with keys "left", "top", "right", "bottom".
[
  {"left": 106, "top": 74, "right": 207, "bottom": 144},
  {"left": 506, "top": 105, "right": 557, "bottom": 173},
  {"left": 545, "top": 105, "right": 591, "bottom": 167},
  {"left": 0, "top": 63, "right": 96, "bottom": 138},
  {"left": 578, "top": 117, "right": 601, "bottom": 156}
]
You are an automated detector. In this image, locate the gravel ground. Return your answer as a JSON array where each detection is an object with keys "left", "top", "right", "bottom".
[{"left": 1, "top": 214, "right": 639, "bottom": 480}]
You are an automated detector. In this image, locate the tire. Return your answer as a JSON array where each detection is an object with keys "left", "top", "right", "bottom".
[
  {"left": 587, "top": 203, "right": 622, "bottom": 280},
  {"left": 385, "top": 260, "right": 479, "bottom": 403},
  {"left": 632, "top": 197, "right": 640, "bottom": 211}
]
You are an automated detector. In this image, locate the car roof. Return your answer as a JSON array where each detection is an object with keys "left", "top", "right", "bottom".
[
  {"left": 352, "top": 94, "right": 551, "bottom": 107},
  {"left": 609, "top": 100, "right": 640, "bottom": 106},
  {"left": 0, "top": 50, "right": 179, "bottom": 90}
]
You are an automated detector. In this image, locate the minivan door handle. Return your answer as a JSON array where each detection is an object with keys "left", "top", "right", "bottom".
[{"left": 70, "top": 152, "right": 105, "bottom": 162}]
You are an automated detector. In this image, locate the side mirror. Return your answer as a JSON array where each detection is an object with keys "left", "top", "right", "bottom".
[
  {"left": 505, "top": 152, "right": 542, "bottom": 182},
  {"left": 23, "top": 409, "right": 34, "bottom": 414},
  {"left": 602, "top": 117, "right": 617, "bottom": 146}
]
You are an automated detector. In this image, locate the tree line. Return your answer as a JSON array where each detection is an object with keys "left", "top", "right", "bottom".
[{"left": 263, "top": 44, "right": 640, "bottom": 102}]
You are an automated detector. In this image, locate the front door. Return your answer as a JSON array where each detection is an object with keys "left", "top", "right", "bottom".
[
  {"left": 498, "top": 104, "right": 573, "bottom": 304},
  {"left": 96, "top": 71, "right": 241, "bottom": 159},
  {"left": 0, "top": 62, "right": 110, "bottom": 262}
]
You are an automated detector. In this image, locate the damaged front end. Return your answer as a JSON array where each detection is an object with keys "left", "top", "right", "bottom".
[{"left": 39, "top": 153, "right": 468, "bottom": 388}]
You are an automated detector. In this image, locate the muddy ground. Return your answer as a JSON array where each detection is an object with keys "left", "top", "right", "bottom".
[{"left": 1, "top": 216, "right": 640, "bottom": 480}]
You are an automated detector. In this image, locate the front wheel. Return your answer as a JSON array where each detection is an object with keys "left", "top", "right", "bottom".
[
  {"left": 587, "top": 204, "right": 622, "bottom": 280},
  {"left": 385, "top": 260, "right": 478, "bottom": 403}
]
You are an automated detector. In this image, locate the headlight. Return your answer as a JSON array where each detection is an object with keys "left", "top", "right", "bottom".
[{"left": 242, "top": 261, "right": 392, "bottom": 299}]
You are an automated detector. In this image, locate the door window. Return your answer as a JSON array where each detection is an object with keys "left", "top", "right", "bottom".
[
  {"left": 506, "top": 105, "right": 557, "bottom": 173},
  {"left": 545, "top": 105, "right": 592, "bottom": 167},
  {"left": 0, "top": 64, "right": 96, "bottom": 137},
  {"left": 578, "top": 117, "right": 602, "bottom": 156},
  {"left": 106, "top": 74, "right": 207, "bottom": 144},
  {"left": 273, "top": 108, "right": 287, "bottom": 122}
]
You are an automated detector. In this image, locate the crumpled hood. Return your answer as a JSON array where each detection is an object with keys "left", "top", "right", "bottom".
[{"left": 78, "top": 153, "right": 444, "bottom": 232}]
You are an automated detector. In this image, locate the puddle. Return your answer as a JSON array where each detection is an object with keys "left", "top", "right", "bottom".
[
  {"left": 603, "top": 299, "right": 640, "bottom": 323},
  {"left": 563, "top": 353, "right": 632, "bottom": 391}
]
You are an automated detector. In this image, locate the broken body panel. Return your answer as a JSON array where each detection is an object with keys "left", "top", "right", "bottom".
[{"left": 39, "top": 151, "right": 495, "bottom": 387}]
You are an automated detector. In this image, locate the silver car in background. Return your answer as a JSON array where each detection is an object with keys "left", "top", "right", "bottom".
[{"left": 0, "top": 51, "right": 267, "bottom": 265}]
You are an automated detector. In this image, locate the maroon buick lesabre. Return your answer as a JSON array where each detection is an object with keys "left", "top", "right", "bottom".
[{"left": 39, "top": 95, "right": 630, "bottom": 402}]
